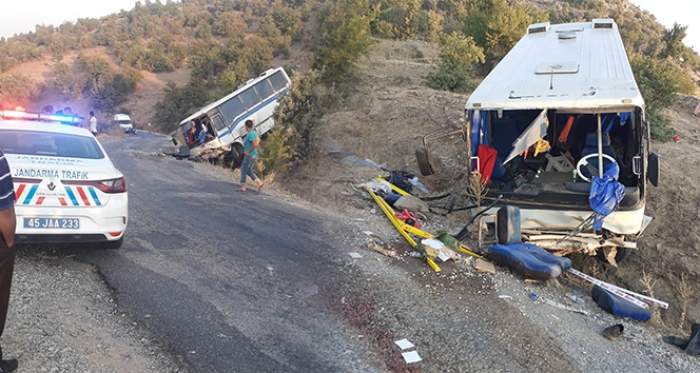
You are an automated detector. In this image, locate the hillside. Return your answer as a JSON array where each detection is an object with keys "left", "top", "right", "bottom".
[{"left": 0, "top": 0, "right": 698, "bottom": 132}]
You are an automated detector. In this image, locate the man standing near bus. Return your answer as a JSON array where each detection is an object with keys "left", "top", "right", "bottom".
[
  {"left": 0, "top": 149, "right": 18, "bottom": 373},
  {"left": 239, "top": 119, "right": 264, "bottom": 193}
]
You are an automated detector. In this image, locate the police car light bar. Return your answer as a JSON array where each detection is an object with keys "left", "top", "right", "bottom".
[{"left": 0, "top": 110, "right": 83, "bottom": 124}]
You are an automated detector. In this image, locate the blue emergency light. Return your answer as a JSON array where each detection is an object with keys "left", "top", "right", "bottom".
[{"left": 0, "top": 110, "right": 83, "bottom": 125}]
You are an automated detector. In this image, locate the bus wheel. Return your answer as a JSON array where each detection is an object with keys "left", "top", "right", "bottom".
[{"left": 232, "top": 143, "right": 244, "bottom": 169}]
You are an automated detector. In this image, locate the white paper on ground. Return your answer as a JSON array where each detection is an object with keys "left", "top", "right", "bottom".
[
  {"left": 402, "top": 350, "right": 422, "bottom": 364},
  {"left": 349, "top": 253, "right": 362, "bottom": 259},
  {"left": 394, "top": 338, "right": 415, "bottom": 350},
  {"left": 437, "top": 251, "right": 450, "bottom": 262},
  {"left": 362, "top": 231, "right": 374, "bottom": 236}
]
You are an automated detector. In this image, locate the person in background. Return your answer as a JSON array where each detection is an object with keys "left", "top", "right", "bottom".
[
  {"left": 0, "top": 149, "right": 18, "bottom": 373},
  {"left": 89, "top": 111, "right": 98, "bottom": 136},
  {"left": 239, "top": 119, "right": 264, "bottom": 193},
  {"left": 188, "top": 120, "right": 198, "bottom": 145}
]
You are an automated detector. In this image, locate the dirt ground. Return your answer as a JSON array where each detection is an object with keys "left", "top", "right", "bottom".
[{"left": 280, "top": 39, "right": 700, "bottom": 337}]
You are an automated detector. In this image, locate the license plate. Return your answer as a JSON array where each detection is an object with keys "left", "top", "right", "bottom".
[{"left": 23, "top": 218, "right": 80, "bottom": 229}]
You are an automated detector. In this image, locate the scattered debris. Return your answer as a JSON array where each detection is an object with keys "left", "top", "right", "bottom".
[
  {"left": 401, "top": 350, "right": 422, "bottom": 364},
  {"left": 394, "top": 338, "right": 415, "bottom": 350},
  {"left": 498, "top": 295, "right": 513, "bottom": 299},
  {"left": 530, "top": 293, "right": 588, "bottom": 315},
  {"left": 566, "top": 294, "right": 586, "bottom": 305},
  {"left": 473, "top": 259, "right": 496, "bottom": 275},
  {"left": 368, "top": 242, "right": 397, "bottom": 257},
  {"left": 349, "top": 253, "right": 363, "bottom": 259},
  {"left": 567, "top": 268, "right": 668, "bottom": 309},
  {"left": 602, "top": 324, "right": 624, "bottom": 341}
]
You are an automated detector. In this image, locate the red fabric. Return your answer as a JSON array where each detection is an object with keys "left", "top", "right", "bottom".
[
  {"left": 558, "top": 116, "right": 574, "bottom": 143},
  {"left": 395, "top": 209, "right": 421, "bottom": 228},
  {"left": 477, "top": 145, "right": 498, "bottom": 185}
]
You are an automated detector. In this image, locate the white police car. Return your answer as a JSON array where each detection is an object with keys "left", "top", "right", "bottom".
[{"left": 0, "top": 110, "right": 128, "bottom": 249}]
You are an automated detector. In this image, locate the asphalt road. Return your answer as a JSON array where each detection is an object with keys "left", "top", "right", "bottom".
[{"left": 77, "top": 133, "right": 578, "bottom": 373}]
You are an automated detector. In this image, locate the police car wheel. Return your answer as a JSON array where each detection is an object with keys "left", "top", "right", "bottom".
[{"left": 100, "top": 237, "right": 123, "bottom": 250}]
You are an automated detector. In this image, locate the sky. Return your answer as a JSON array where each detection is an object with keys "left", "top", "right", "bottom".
[
  {"left": 0, "top": 0, "right": 697, "bottom": 51},
  {"left": 629, "top": 0, "right": 700, "bottom": 51},
  {"left": 0, "top": 0, "right": 144, "bottom": 38}
]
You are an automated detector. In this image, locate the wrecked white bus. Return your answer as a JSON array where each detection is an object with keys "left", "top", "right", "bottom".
[
  {"left": 176, "top": 67, "right": 291, "bottom": 167},
  {"left": 423, "top": 19, "right": 659, "bottom": 264}
]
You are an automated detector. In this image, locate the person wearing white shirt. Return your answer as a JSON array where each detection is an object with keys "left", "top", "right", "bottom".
[{"left": 89, "top": 111, "right": 97, "bottom": 136}]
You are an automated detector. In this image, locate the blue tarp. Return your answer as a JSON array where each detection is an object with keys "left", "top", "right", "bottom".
[
  {"left": 589, "top": 162, "right": 625, "bottom": 231},
  {"left": 470, "top": 110, "right": 487, "bottom": 156},
  {"left": 601, "top": 113, "right": 631, "bottom": 134}
]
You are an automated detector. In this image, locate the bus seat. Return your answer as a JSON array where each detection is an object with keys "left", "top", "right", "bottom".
[
  {"left": 580, "top": 133, "right": 616, "bottom": 178},
  {"left": 491, "top": 118, "right": 520, "bottom": 162}
]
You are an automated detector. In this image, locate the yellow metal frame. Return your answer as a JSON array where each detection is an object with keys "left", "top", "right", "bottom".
[{"left": 366, "top": 186, "right": 484, "bottom": 273}]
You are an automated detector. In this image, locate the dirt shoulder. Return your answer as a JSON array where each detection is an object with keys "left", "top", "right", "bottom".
[{"left": 5, "top": 247, "right": 185, "bottom": 373}]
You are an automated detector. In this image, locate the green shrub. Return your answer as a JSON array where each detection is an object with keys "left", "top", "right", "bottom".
[
  {"left": 276, "top": 70, "right": 328, "bottom": 160},
  {"left": 258, "top": 124, "right": 295, "bottom": 176},
  {"left": 426, "top": 66, "right": 477, "bottom": 93}
]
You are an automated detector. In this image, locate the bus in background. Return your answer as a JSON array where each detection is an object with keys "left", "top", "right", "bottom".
[{"left": 176, "top": 67, "right": 291, "bottom": 167}]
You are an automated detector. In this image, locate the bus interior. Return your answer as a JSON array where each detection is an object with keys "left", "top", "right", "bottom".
[
  {"left": 180, "top": 116, "right": 217, "bottom": 148},
  {"left": 477, "top": 108, "right": 644, "bottom": 209}
]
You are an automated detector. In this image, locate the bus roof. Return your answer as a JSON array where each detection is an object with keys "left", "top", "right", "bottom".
[
  {"left": 179, "top": 67, "right": 288, "bottom": 126},
  {"left": 465, "top": 19, "right": 644, "bottom": 112}
]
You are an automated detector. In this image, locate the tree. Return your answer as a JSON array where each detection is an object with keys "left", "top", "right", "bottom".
[
  {"left": 212, "top": 11, "right": 247, "bottom": 38},
  {"left": 153, "top": 81, "right": 211, "bottom": 133},
  {"left": 188, "top": 40, "right": 226, "bottom": 82},
  {"left": 462, "top": 0, "right": 547, "bottom": 68},
  {"left": 276, "top": 70, "right": 328, "bottom": 160},
  {"left": 234, "top": 35, "right": 274, "bottom": 76},
  {"left": 662, "top": 23, "right": 688, "bottom": 60},
  {"left": 0, "top": 74, "right": 38, "bottom": 106},
  {"left": 631, "top": 54, "right": 696, "bottom": 139},
  {"left": 427, "top": 32, "right": 485, "bottom": 93},
  {"left": 314, "top": 0, "right": 378, "bottom": 82},
  {"left": 51, "top": 62, "right": 85, "bottom": 101}
]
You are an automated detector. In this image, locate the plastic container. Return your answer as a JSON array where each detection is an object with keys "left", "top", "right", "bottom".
[{"left": 566, "top": 294, "right": 585, "bottom": 305}]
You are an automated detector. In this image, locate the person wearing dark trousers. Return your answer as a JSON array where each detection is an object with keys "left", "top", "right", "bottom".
[{"left": 0, "top": 149, "right": 18, "bottom": 373}]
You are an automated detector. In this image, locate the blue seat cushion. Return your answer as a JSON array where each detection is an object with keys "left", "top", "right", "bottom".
[
  {"left": 585, "top": 133, "right": 611, "bottom": 147},
  {"left": 592, "top": 285, "right": 651, "bottom": 321},
  {"left": 486, "top": 243, "right": 572, "bottom": 280}
]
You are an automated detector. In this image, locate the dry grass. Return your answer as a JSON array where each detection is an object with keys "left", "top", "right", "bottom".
[
  {"left": 641, "top": 270, "right": 661, "bottom": 325},
  {"left": 466, "top": 171, "right": 488, "bottom": 209},
  {"left": 676, "top": 273, "right": 694, "bottom": 331}
]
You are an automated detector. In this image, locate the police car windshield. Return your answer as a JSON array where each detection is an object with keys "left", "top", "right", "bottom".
[{"left": 0, "top": 130, "right": 105, "bottom": 159}]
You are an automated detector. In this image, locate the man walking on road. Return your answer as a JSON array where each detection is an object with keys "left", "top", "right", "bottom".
[
  {"left": 89, "top": 111, "right": 98, "bottom": 136},
  {"left": 0, "top": 149, "right": 18, "bottom": 373},
  {"left": 239, "top": 119, "right": 264, "bottom": 193}
]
